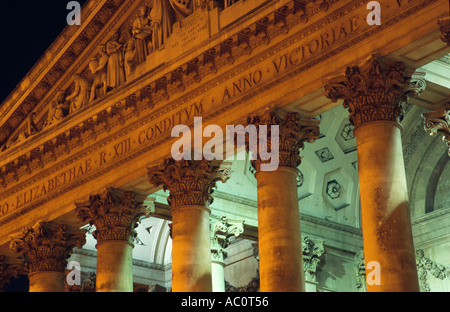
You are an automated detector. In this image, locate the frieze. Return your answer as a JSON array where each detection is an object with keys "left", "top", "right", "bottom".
[
  {"left": 0, "top": 0, "right": 439, "bottom": 172},
  {"left": 0, "top": 0, "right": 443, "bottom": 227},
  {"left": 0, "top": 100, "right": 204, "bottom": 223}
]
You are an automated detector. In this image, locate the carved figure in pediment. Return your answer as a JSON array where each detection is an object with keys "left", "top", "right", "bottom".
[
  {"left": 89, "top": 44, "right": 108, "bottom": 102},
  {"left": 169, "top": 0, "right": 193, "bottom": 20},
  {"left": 124, "top": 29, "right": 137, "bottom": 78},
  {"left": 132, "top": 6, "right": 152, "bottom": 64},
  {"left": 44, "top": 90, "right": 70, "bottom": 127},
  {"left": 106, "top": 30, "right": 126, "bottom": 90},
  {"left": 149, "top": 0, "right": 174, "bottom": 51},
  {"left": 5, "top": 112, "right": 39, "bottom": 149},
  {"left": 67, "top": 74, "right": 91, "bottom": 113}
]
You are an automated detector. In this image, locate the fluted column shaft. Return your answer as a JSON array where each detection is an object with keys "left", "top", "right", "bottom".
[
  {"left": 148, "top": 158, "right": 230, "bottom": 292},
  {"left": 75, "top": 187, "right": 149, "bottom": 292},
  {"left": 9, "top": 221, "right": 85, "bottom": 292},
  {"left": 247, "top": 108, "right": 319, "bottom": 292},
  {"left": 325, "top": 54, "right": 419, "bottom": 291}
]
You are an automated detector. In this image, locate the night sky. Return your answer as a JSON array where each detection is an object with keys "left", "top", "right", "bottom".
[
  {"left": 0, "top": 0, "right": 88, "bottom": 292},
  {"left": 0, "top": 0, "right": 88, "bottom": 104}
]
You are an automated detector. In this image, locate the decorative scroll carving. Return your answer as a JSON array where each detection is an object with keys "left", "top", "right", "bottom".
[
  {"left": 416, "top": 249, "right": 450, "bottom": 292},
  {"left": 75, "top": 187, "right": 150, "bottom": 245},
  {"left": 438, "top": 16, "right": 450, "bottom": 44},
  {"left": 81, "top": 272, "right": 96, "bottom": 292},
  {"left": 246, "top": 107, "right": 320, "bottom": 171},
  {"left": 324, "top": 54, "right": 412, "bottom": 129},
  {"left": 9, "top": 221, "right": 86, "bottom": 274},
  {"left": 302, "top": 235, "right": 325, "bottom": 283},
  {"left": 354, "top": 249, "right": 367, "bottom": 292},
  {"left": 147, "top": 158, "right": 231, "bottom": 210},
  {"left": 210, "top": 215, "right": 244, "bottom": 263},
  {"left": 422, "top": 103, "right": 450, "bottom": 156},
  {"left": 0, "top": 255, "right": 25, "bottom": 291}
]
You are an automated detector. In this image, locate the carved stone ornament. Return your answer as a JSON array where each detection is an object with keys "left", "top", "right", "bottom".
[
  {"left": 210, "top": 215, "right": 244, "bottom": 263},
  {"left": 147, "top": 158, "right": 231, "bottom": 210},
  {"left": 438, "top": 16, "right": 450, "bottom": 44},
  {"left": 9, "top": 221, "right": 86, "bottom": 274},
  {"left": 416, "top": 249, "right": 450, "bottom": 292},
  {"left": 324, "top": 54, "right": 412, "bottom": 129},
  {"left": 246, "top": 106, "right": 320, "bottom": 171},
  {"left": 0, "top": 255, "right": 25, "bottom": 291},
  {"left": 302, "top": 236, "right": 325, "bottom": 283},
  {"left": 75, "top": 187, "right": 150, "bottom": 244},
  {"left": 422, "top": 102, "right": 450, "bottom": 156},
  {"left": 354, "top": 250, "right": 367, "bottom": 292}
]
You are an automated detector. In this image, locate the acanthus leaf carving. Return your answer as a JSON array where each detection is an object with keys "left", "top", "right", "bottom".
[
  {"left": 147, "top": 158, "right": 231, "bottom": 211},
  {"left": 75, "top": 187, "right": 150, "bottom": 245},
  {"left": 246, "top": 106, "right": 320, "bottom": 171},
  {"left": 9, "top": 221, "right": 86, "bottom": 274},
  {"left": 422, "top": 102, "right": 450, "bottom": 156},
  {"left": 324, "top": 54, "right": 412, "bottom": 129},
  {"left": 210, "top": 215, "right": 244, "bottom": 263}
]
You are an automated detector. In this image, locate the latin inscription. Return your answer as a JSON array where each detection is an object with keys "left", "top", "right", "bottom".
[
  {"left": 221, "top": 16, "right": 360, "bottom": 103},
  {"left": 0, "top": 102, "right": 203, "bottom": 218}
]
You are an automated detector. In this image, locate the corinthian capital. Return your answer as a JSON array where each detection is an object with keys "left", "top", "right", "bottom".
[
  {"left": 438, "top": 17, "right": 450, "bottom": 44},
  {"left": 422, "top": 103, "right": 450, "bottom": 156},
  {"left": 75, "top": 187, "right": 149, "bottom": 244},
  {"left": 9, "top": 221, "right": 86, "bottom": 274},
  {"left": 324, "top": 54, "right": 412, "bottom": 129},
  {"left": 246, "top": 106, "right": 320, "bottom": 171},
  {"left": 147, "top": 158, "right": 231, "bottom": 211},
  {"left": 210, "top": 215, "right": 244, "bottom": 263}
]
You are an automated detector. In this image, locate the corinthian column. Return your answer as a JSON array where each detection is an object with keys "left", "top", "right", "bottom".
[
  {"left": 246, "top": 107, "right": 320, "bottom": 292},
  {"left": 210, "top": 215, "right": 244, "bottom": 292},
  {"left": 324, "top": 54, "right": 419, "bottom": 291},
  {"left": 75, "top": 187, "right": 150, "bottom": 292},
  {"left": 148, "top": 158, "right": 230, "bottom": 292},
  {"left": 9, "top": 221, "right": 86, "bottom": 292}
]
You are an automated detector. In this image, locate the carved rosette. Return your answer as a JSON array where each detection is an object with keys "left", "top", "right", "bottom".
[
  {"left": 422, "top": 103, "right": 450, "bottom": 156},
  {"left": 438, "top": 17, "right": 450, "bottom": 44},
  {"left": 9, "top": 221, "right": 86, "bottom": 274},
  {"left": 147, "top": 158, "right": 231, "bottom": 211},
  {"left": 75, "top": 187, "right": 149, "bottom": 245},
  {"left": 324, "top": 54, "right": 412, "bottom": 129},
  {"left": 246, "top": 107, "right": 320, "bottom": 171},
  {"left": 210, "top": 215, "right": 244, "bottom": 263}
]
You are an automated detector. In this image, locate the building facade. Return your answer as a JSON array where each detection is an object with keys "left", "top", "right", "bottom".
[{"left": 0, "top": 0, "right": 449, "bottom": 292}]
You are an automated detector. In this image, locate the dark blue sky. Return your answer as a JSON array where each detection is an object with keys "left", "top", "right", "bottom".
[{"left": 0, "top": 0, "right": 88, "bottom": 104}]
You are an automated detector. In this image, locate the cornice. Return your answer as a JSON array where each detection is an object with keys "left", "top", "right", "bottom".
[{"left": 0, "top": 0, "right": 443, "bottom": 227}]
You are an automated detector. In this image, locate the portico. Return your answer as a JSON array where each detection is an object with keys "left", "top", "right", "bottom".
[{"left": 0, "top": 0, "right": 449, "bottom": 292}]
